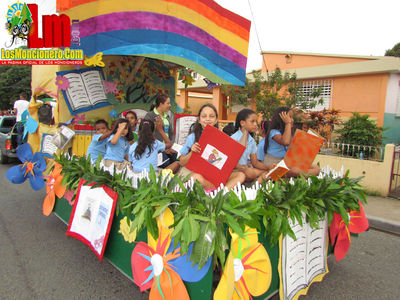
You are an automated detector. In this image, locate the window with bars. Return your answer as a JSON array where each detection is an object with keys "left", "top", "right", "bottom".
[{"left": 297, "top": 80, "right": 332, "bottom": 111}]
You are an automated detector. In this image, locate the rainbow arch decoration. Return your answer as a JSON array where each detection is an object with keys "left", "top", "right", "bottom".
[{"left": 58, "top": 0, "right": 251, "bottom": 86}]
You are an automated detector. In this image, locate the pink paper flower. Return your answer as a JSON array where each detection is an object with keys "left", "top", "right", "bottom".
[{"left": 55, "top": 75, "right": 70, "bottom": 91}]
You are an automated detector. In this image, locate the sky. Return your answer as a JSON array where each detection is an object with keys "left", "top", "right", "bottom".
[{"left": 1, "top": 0, "right": 399, "bottom": 72}]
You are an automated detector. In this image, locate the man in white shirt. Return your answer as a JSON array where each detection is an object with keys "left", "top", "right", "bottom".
[{"left": 13, "top": 92, "right": 30, "bottom": 146}]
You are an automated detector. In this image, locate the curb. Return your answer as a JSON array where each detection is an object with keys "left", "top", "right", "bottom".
[{"left": 367, "top": 216, "right": 400, "bottom": 236}]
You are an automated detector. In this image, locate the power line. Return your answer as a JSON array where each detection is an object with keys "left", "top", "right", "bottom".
[{"left": 247, "top": 0, "right": 269, "bottom": 76}]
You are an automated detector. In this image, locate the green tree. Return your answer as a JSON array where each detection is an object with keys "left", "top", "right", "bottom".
[
  {"left": 222, "top": 68, "right": 322, "bottom": 120},
  {"left": 385, "top": 42, "right": 400, "bottom": 57},
  {"left": 335, "top": 112, "right": 385, "bottom": 158},
  {"left": 0, "top": 65, "right": 31, "bottom": 110}
]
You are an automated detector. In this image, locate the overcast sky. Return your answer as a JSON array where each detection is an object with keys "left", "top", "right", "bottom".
[
  {"left": 216, "top": 0, "right": 400, "bottom": 71},
  {"left": 1, "top": 0, "right": 399, "bottom": 71}
]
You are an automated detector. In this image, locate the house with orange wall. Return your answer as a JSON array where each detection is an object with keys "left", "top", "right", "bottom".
[
  {"left": 261, "top": 51, "right": 400, "bottom": 144},
  {"left": 177, "top": 52, "right": 400, "bottom": 144}
]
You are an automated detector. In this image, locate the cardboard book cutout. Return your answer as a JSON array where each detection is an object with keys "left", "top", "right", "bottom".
[
  {"left": 279, "top": 214, "right": 329, "bottom": 300},
  {"left": 66, "top": 179, "right": 118, "bottom": 262},
  {"left": 265, "top": 159, "right": 289, "bottom": 181},
  {"left": 186, "top": 125, "right": 245, "bottom": 187},
  {"left": 57, "top": 67, "right": 110, "bottom": 115},
  {"left": 284, "top": 129, "right": 324, "bottom": 171}
]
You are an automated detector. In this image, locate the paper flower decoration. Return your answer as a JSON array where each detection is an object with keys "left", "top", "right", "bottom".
[
  {"left": 109, "top": 110, "right": 118, "bottom": 119},
  {"left": 214, "top": 227, "right": 272, "bottom": 300},
  {"left": 6, "top": 143, "right": 46, "bottom": 191},
  {"left": 55, "top": 75, "right": 70, "bottom": 91},
  {"left": 72, "top": 114, "right": 86, "bottom": 125},
  {"left": 103, "top": 80, "right": 118, "bottom": 94},
  {"left": 329, "top": 202, "right": 369, "bottom": 261},
  {"left": 119, "top": 216, "right": 137, "bottom": 243},
  {"left": 64, "top": 189, "right": 76, "bottom": 206},
  {"left": 131, "top": 208, "right": 211, "bottom": 300},
  {"left": 43, "top": 162, "right": 66, "bottom": 216},
  {"left": 20, "top": 110, "right": 38, "bottom": 139}
]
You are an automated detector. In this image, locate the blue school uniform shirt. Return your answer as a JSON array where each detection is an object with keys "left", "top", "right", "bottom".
[
  {"left": 104, "top": 134, "right": 129, "bottom": 162},
  {"left": 231, "top": 130, "right": 257, "bottom": 165},
  {"left": 265, "top": 129, "right": 288, "bottom": 158},
  {"left": 180, "top": 133, "right": 196, "bottom": 156},
  {"left": 129, "top": 140, "right": 165, "bottom": 172},
  {"left": 86, "top": 134, "right": 107, "bottom": 162}
]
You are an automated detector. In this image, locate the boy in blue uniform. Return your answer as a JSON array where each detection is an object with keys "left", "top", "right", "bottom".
[{"left": 86, "top": 120, "right": 110, "bottom": 162}]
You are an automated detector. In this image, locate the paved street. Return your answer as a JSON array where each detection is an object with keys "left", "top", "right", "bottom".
[{"left": 1, "top": 163, "right": 399, "bottom": 299}]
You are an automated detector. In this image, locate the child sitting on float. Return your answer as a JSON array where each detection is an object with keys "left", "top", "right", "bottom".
[
  {"left": 231, "top": 108, "right": 275, "bottom": 182},
  {"left": 124, "top": 110, "right": 139, "bottom": 144},
  {"left": 129, "top": 118, "right": 172, "bottom": 173},
  {"left": 178, "top": 103, "right": 245, "bottom": 189},
  {"left": 257, "top": 106, "right": 320, "bottom": 177},
  {"left": 86, "top": 119, "right": 110, "bottom": 162},
  {"left": 103, "top": 118, "right": 133, "bottom": 170}
]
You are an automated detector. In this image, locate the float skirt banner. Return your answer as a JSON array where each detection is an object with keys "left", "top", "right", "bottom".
[
  {"left": 186, "top": 125, "right": 245, "bottom": 187},
  {"left": 66, "top": 179, "right": 118, "bottom": 262}
]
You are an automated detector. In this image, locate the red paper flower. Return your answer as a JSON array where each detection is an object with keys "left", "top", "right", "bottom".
[{"left": 329, "top": 202, "right": 369, "bottom": 261}]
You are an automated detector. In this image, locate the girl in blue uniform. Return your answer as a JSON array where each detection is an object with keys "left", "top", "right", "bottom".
[
  {"left": 231, "top": 109, "right": 275, "bottom": 182},
  {"left": 258, "top": 106, "right": 320, "bottom": 177},
  {"left": 86, "top": 119, "right": 110, "bottom": 162},
  {"left": 129, "top": 118, "right": 172, "bottom": 172},
  {"left": 179, "top": 103, "right": 245, "bottom": 189},
  {"left": 103, "top": 118, "right": 133, "bottom": 170},
  {"left": 125, "top": 110, "right": 139, "bottom": 144}
]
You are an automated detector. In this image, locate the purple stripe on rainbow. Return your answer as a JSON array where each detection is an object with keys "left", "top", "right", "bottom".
[{"left": 78, "top": 11, "right": 247, "bottom": 69}]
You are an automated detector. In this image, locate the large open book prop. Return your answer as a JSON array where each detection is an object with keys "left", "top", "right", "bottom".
[
  {"left": 57, "top": 67, "right": 110, "bottom": 115},
  {"left": 186, "top": 125, "right": 245, "bottom": 187},
  {"left": 279, "top": 215, "right": 329, "bottom": 300},
  {"left": 284, "top": 129, "right": 324, "bottom": 171}
]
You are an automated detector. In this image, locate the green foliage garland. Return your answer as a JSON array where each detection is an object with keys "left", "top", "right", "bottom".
[{"left": 55, "top": 155, "right": 367, "bottom": 268}]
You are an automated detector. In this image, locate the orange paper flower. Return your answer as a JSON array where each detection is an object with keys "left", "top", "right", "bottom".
[
  {"left": 43, "top": 163, "right": 66, "bottom": 216},
  {"left": 214, "top": 227, "right": 272, "bottom": 300},
  {"left": 329, "top": 202, "right": 369, "bottom": 261}
]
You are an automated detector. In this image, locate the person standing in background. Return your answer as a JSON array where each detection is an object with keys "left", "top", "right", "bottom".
[
  {"left": 13, "top": 92, "right": 30, "bottom": 147},
  {"left": 144, "top": 94, "right": 177, "bottom": 169}
]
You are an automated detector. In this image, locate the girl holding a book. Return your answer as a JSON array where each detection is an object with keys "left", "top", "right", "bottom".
[
  {"left": 258, "top": 106, "right": 320, "bottom": 177},
  {"left": 129, "top": 118, "right": 173, "bottom": 173},
  {"left": 231, "top": 109, "right": 275, "bottom": 182},
  {"left": 103, "top": 118, "right": 133, "bottom": 170},
  {"left": 179, "top": 103, "right": 245, "bottom": 189}
]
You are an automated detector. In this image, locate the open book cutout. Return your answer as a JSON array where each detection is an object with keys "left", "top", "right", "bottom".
[
  {"left": 284, "top": 129, "right": 325, "bottom": 171},
  {"left": 279, "top": 215, "right": 329, "bottom": 300},
  {"left": 265, "top": 159, "right": 289, "bottom": 181},
  {"left": 57, "top": 67, "right": 110, "bottom": 115},
  {"left": 40, "top": 133, "right": 58, "bottom": 158}
]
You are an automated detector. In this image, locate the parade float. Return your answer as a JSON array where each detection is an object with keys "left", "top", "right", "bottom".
[{"left": 5, "top": 1, "right": 369, "bottom": 299}]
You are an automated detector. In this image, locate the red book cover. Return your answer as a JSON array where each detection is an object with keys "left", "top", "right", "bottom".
[
  {"left": 186, "top": 125, "right": 245, "bottom": 187},
  {"left": 284, "top": 129, "right": 325, "bottom": 171}
]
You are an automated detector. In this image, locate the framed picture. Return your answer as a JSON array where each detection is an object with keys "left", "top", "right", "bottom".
[
  {"left": 186, "top": 125, "right": 245, "bottom": 187},
  {"left": 66, "top": 179, "right": 118, "bottom": 261}
]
